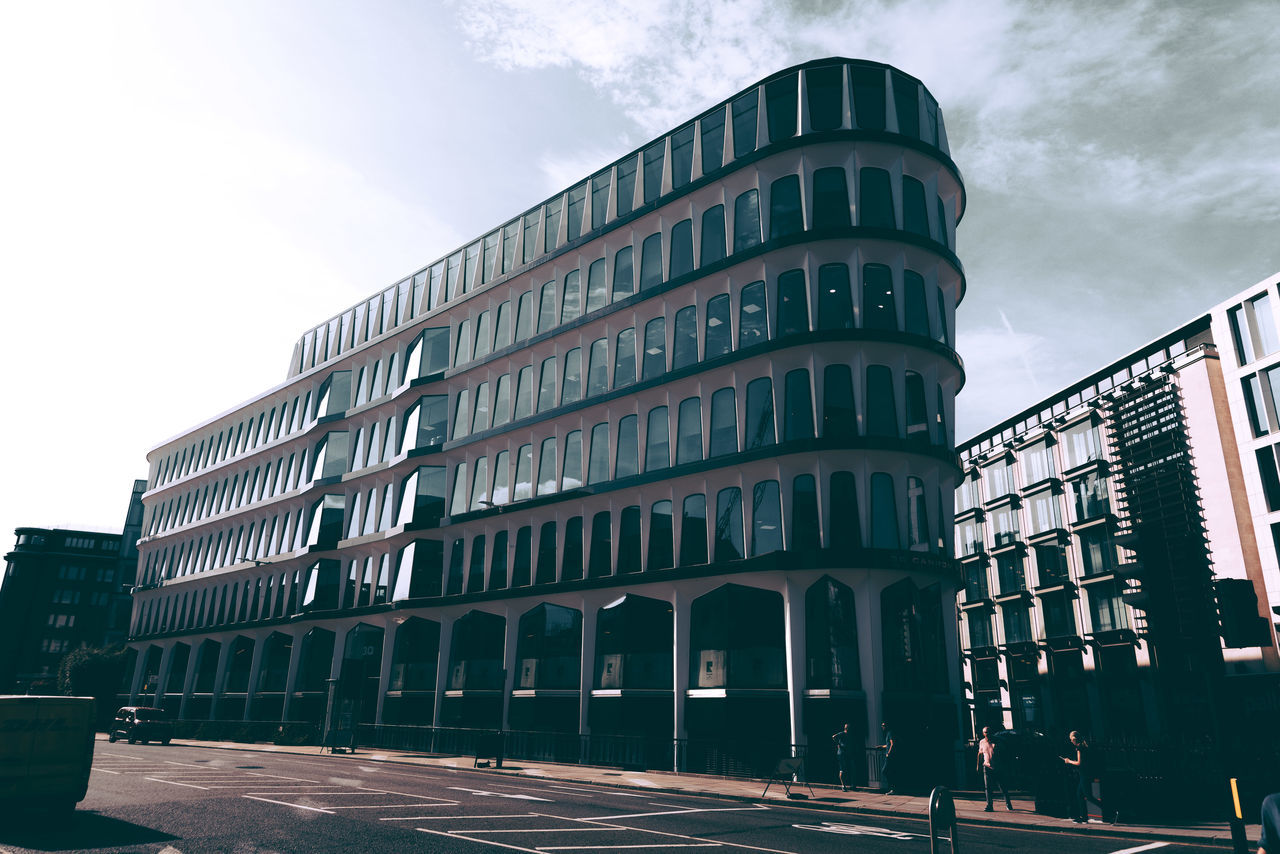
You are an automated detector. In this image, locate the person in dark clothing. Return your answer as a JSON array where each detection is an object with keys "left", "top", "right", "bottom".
[
  {"left": 831, "top": 723, "right": 854, "bottom": 791},
  {"left": 879, "top": 721, "right": 896, "bottom": 794},
  {"left": 1259, "top": 791, "right": 1279, "bottom": 854},
  {"left": 977, "top": 726, "right": 1013, "bottom": 811},
  {"left": 1062, "top": 731, "right": 1113, "bottom": 823}
]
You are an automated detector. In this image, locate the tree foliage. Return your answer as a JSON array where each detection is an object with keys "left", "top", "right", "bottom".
[{"left": 57, "top": 644, "right": 129, "bottom": 727}]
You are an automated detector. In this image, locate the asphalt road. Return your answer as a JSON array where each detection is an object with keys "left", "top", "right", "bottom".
[{"left": 0, "top": 742, "right": 1236, "bottom": 854}]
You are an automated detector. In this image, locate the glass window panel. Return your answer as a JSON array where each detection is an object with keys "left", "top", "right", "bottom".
[
  {"left": 562, "top": 347, "right": 582, "bottom": 404},
  {"left": 639, "top": 232, "right": 663, "bottom": 291},
  {"left": 544, "top": 197, "right": 562, "bottom": 251},
  {"left": 700, "top": 204, "right": 726, "bottom": 267},
  {"left": 739, "top": 280, "right": 769, "bottom": 346},
  {"left": 452, "top": 389, "right": 471, "bottom": 440},
  {"left": 817, "top": 263, "right": 853, "bottom": 330},
  {"left": 618, "top": 506, "right": 642, "bottom": 574},
  {"left": 714, "top": 486, "right": 744, "bottom": 561},
  {"left": 766, "top": 72, "right": 798, "bottom": 141},
  {"left": 709, "top": 387, "right": 738, "bottom": 456},
  {"left": 514, "top": 444, "right": 533, "bottom": 501},
  {"left": 769, "top": 174, "right": 804, "bottom": 239},
  {"left": 537, "top": 437, "right": 557, "bottom": 496},
  {"left": 813, "top": 166, "right": 851, "bottom": 229},
  {"left": 562, "top": 516, "right": 584, "bottom": 582},
  {"left": 935, "top": 287, "right": 950, "bottom": 346},
  {"left": 587, "top": 422, "right": 610, "bottom": 485},
  {"left": 892, "top": 72, "right": 920, "bottom": 138},
  {"left": 791, "top": 474, "right": 820, "bottom": 552},
  {"left": 615, "top": 155, "right": 637, "bottom": 218},
  {"left": 616, "top": 414, "right": 640, "bottom": 479},
  {"left": 642, "top": 140, "right": 665, "bottom": 204},
  {"left": 492, "top": 450, "right": 510, "bottom": 504},
  {"left": 481, "top": 232, "right": 499, "bottom": 284},
  {"left": 591, "top": 171, "right": 611, "bottom": 230},
  {"left": 905, "top": 371, "right": 929, "bottom": 443},
  {"left": 700, "top": 106, "right": 726, "bottom": 173},
  {"left": 858, "top": 167, "right": 896, "bottom": 229},
  {"left": 512, "top": 526, "right": 532, "bottom": 587},
  {"left": 494, "top": 301, "right": 512, "bottom": 350},
  {"left": 492, "top": 374, "right": 511, "bottom": 427},
  {"left": 750, "top": 479, "right": 783, "bottom": 555},
  {"left": 903, "top": 175, "right": 929, "bottom": 237},
  {"left": 850, "top": 65, "right": 886, "bottom": 130},
  {"left": 705, "top": 294, "right": 731, "bottom": 358},
  {"left": 454, "top": 319, "right": 473, "bottom": 366},
  {"left": 586, "top": 258, "right": 608, "bottom": 313},
  {"left": 537, "top": 356, "right": 557, "bottom": 412},
  {"left": 870, "top": 472, "right": 900, "bottom": 549},
  {"left": 648, "top": 501, "right": 674, "bottom": 571},
  {"left": 473, "top": 311, "right": 492, "bottom": 359},
  {"left": 612, "top": 245, "right": 634, "bottom": 301},
  {"left": 470, "top": 457, "right": 490, "bottom": 511},
  {"left": 806, "top": 64, "right": 843, "bottom": 131},
  {"left": 733, "top": 189, "right": 762, "bottom": 253},
  {"left": 501, "top": 222, "right": 519, "bottom": 275},
  {"left": 866, "top": 365, "right": 898, "bottom": 437},
  {"left": 445, "top": 252, "right": 464, "bottom": 300},
  {"left": 777, "top": 268, "right": 809, "bottom": 336},
  {"left": 745, "top": 376, "right": 776, "bottom": 449},
  {"left": 906, "top": 475, "right": 930, "bottom": 549},
  {"left": 450, "top": 462, "right": 468, "bottom": 516},
  {"left": 514, "top": 365, "right": 534, "bottom": 420},
  {"left": 537, "top": 280, "right": 557, "bottom": 333},
  {"left": 515, "top": 291, "right": 534, "bottom": 341},
  {"left": 822, "top": 364, "right": 856, "bottom": 439},
  {"left": 680, "top": 494, "right": 708, "bottom": 566},
  {"left": 669, "top": 219, "right": 693, "bottom": 279},
  {"left": 586, "top": 338, "right": 609, "bottom": 397},
  {"left": 666, "top": 124, "right": 695, "bottom": 188},
  {"left": 561, "top": 269, "right": 581, "bottom": 324},
  {"left": 588, "top": 511, "right": 612, "bottom": 578},
  {"left": 862, "top": 263, "right": 896, "bottom": 330},
  {"left": 731, "top": 89, "right": 758, "bottom": 158},
  {"left": 472, "top": 381, "right": 491, "bottom": 433},
  {"left": 784, "top": 368, "right": 814, "bottom": 441},
  {"left": 562, "top": 430, "right": 583, "bottom": 490},
  {"left": 676, "top": 396, "right": 703, "bottom": 464},
  {"left": 904, "top": 270, "right": 929, "bottom": 336},
  {"left": 645, "top": 406, "right": 670, "bottom": 472},
  {"left": 642, "top": 317, "right": 667, "bottom": 380},
  {"left": 565, "top": 184, "right": 586, "bottom": 242},
  {"left": 614, "top": 327, "right": 637, "bottom": 388},
  {"left": 830, "top": 471, "right": 861, "bottom": 552}
]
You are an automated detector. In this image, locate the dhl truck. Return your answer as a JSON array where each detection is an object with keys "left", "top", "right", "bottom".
[{"left": 0, "top": 696, "right": 96, "bottom": 814}]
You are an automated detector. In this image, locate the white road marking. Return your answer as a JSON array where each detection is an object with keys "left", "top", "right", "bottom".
[
  {"left": 792, "top": 822, "right": 920, "bottom": 840},
  {"left": 587, "top": 805, "right": 768, "bottom": 821},
  {"left": 1109, "top": 844, "right": 1170, "bottom": 854},
  {"left": 539, "top": 846, "right": 722, "bottom": 851},
  {"left": 626, "top": 778, "right": 659, "bottom": 787},
  {"left": 448, "top": 787, "right": 552, "bottom": 801},
  {"left": 462, "top": 828, "right": 618, "bottom": 834},
  {"left": 407, "top": 815, "right": 528, "bottom": 820},
  {"left": 528, "top": 813, "right": 796, "bottom": 854},
  {"left": 92, "top": 768, "right": 121, "bottom": 774},
  {"left": 144, "top": 778, "right": 209, "bottom": 789},
  {"left": 416, "top": 827, "right": 541, "bottom": 853},
  {"left": 241, "top": 795, "right": 334, "bottom": 814}
]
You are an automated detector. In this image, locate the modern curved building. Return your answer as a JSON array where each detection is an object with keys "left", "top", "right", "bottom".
[{"left": 123, "top": 58, "right": 966, "bottom": 781}]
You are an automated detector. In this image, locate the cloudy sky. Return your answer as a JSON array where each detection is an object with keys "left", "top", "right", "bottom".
[{"left": 1, "top": 0, "right": 1278, "bottom": 549}]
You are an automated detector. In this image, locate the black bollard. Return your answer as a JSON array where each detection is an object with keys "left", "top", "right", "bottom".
[{"left": 929, "top": 785, "right": 960, "bottom": 854}]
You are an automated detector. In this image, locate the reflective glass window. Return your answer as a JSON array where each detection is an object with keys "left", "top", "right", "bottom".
[
  {"left": 714, "top": 487, "right": 745, "bottom": 561},
  {"left": 766, "top": 72, "right": 798, "bottom": 141},
  {"left": 813, "top": 166, "right": 851, "bottom": 229},
  {"left": 562, "top": 516, "right": 584, "bottom": 582},
  {"left": 467, "top": 535, "right": 486, "bottom": 592},
  {"left": 870, "top": 472, "right": 900, "bottom": 549},
  {"left": 537, "top": 357, "right": 557, "bottom": 413},
  {"left": 512, "top": 525, "right": 532, "bottom": 587},
  {"left": 705, "top": 294, "right": 732, "bottom": 358},
  {"left": 494, "top": 301, "right": 512, "bottom": 350},
  {"left": 454, "top": 319, "right": 473, "bottom": 366},
  {"left": 446, "top": 252, "right": 464, "bottom": 301},
  {"left": 816, "top": 263, "right": 853, "bottom": 330},
  {"left": 731, "top": 89, "right": 758, "bottom": 158},
  {"left": 587, "top": 422, "right": 610, "bottom": 485},
  {"left": 561, "top": 270, "right": 581, "bottom": 324},
  {"left": 850, "top": 65, "right": 886, "bottom": 130},
  {"left": 513, "top": 365, "right": 534, "bottom": 421},
  {"left": 450, "top": 463, "right": 468, "bottom": 516},
  {"left": 639, "top": 232, "right": 663, "bottom": 291},
  {"left": 739, "top": 280, "right": 769, "bottom": 346},
  {"left": 544, "top": 197, "right": 562, "bottom": 251},
  {"left": 446, "top": 538, "right": 465, "bottom": 594},
  {"left": 680, "top": 494, "right": 708, "bottom": 566},
  {"left": 822, "top": 365, "right": 856, "bottom": 439},
  {"left": 522, "top": 211, "right": 540, "bottom": 264},
  {"left": 733, "top": 189, "right": 762, "bottom": 253},
  {"left": 472, "top": 381, "right": 491, "bottom": 433},
  {"left": 746, "top": 376, "right": 776, "bottom": 449},
  {"left": 903, "top": 175, "right": 929, "bottom": 237},
  {"left": 515, "top": 291, "right": 534, "bottom": 341},
  {"left": 672, "top": 306, "right": 698, "bottom": 369},
  {"left": 777, "top": 268, "right": 809, "bottom": 336},
  {"left": 562, "top": 430, "right": 583, "bottom": 490},
  {"left": 670, "top": 219, "right": 693, "bottom": 279},
  {"left": 709, "top": 387, "right": 738, "bottom": 457},
  {"left": 470, "top": 457, "right": 489, "bottom": 511},
  {"left": 452, "top": 389, "right": 471, "bottom": 440},
  {"left": 616, "top": 414, "right": 640, "bottom": 479},
  {"left": 612, "top": 245, "right": 635, "bottom": 301},
  {"left": 537, "top": 437, "right": 557, "bottom": 496},
  {"left": 586, "top": 258, "right": 608, "bottom": 313},
  {"left": 473, "top": 311, "right": 492, "bottom": 360},
  {"left": 862, "top": 263, "right": 896, "bottom": 330},
  {"left": 904, "top": 270, "right": 929, "bottom": 336},
  {"left": 806, "top": 64, "right": 843, "bottom": 131},
  {"left": 907, "top": 476, "right": 930, "bottom": 549},
  {"left": 671, "top": 125, "right": 695, "bottom": 189},
  {"left": 866, "top": 365, "right": 898, "bottom": 437},
  {"left": 591, "top": 171, "right": 611, "bottom": 230},
  {"left": 858, "top": 168, "right": 895, "bottom": 229},
  {"left": 643, "top": 140, "right": 665, "bottom": 204},
  {"left": 905, "top": 371, "right": 929, "bottom": 443},
  {"left": 614, "top": 327, "right": 637, "bottom": 388},
  {"left": 784, "top": 369, "right": 814, "bottom": 441},
  {"left": 642, "top": 317, "right": 666, "bottom": 380},
  {"left": 565, "top": 184, "right": 586, "bottom": 242},
  {"left": 676, "top": 397, "right": 703, "bottom": 464},
  {"left": 537, "top": 280, "right": 557, "bottom": 334},
  {"left": 618, "top": 507, "right": 642, "bottom": 574},
  {"left": 494, "top": 451, "right": 511, "bottom": 504},
  {"left": 700, "top": 204, "right": 726, "bottom": 267},
  {"left": 830, "top": 471, "right": 861, "bottom": 552},
  {"left": 615, "top": 155, "right": 637, "bottom": 218},
  {"left": 648, "top": 501, "right": 674, "bottom": 571},
  {"left": 514, "top": 444, "right": 533, "bottom": 501},
  {"left": 492, "top": 374, "right": 511, "bottom": 427},
  {"left": 769, "top": 175, "right": 804, "bottom": 239},
  {"left": 792, "top": 474, "right": 820, "bottom": 552},
  {"left": 588, "top": 511, "right": 612, "bottom": 578},
  {"left": 586, "top": 338, "right": 609, "bottom": 397},
  {"left": 935, "top": 287, "right": 950, "bottom": 346},
  {"left": 700, "top": 107, "right": 726, "bottom": 173},
  {"left": 645, "top": 406, "right": 670, "bottom": 472},
  {"left": 562, "top": 347, "right": 583, "bottom": 404},
  {"left": 891, "top": 72, "right": 920, "bottom": 138}
]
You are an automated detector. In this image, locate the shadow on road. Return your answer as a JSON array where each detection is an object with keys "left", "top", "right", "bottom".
[{"left": 0, "top": 811, "right": 178, "bottom": 851}]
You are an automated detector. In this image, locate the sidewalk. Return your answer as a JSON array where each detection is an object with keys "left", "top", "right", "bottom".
[{"left": 101, "top": 735, "right": 1257, "bottom": 847}]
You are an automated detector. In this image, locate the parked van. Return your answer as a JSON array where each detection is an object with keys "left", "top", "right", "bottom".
[
  {"left": 108, "top": 706, "right": 172, "bottom": 745},
  {"left": 0, "top": 695, "right": 96, "bottom": 813}
]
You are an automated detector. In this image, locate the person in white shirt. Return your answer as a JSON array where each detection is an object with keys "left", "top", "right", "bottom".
[{"left": 976, "top": 726, "right": 1013, "bottom": 812}]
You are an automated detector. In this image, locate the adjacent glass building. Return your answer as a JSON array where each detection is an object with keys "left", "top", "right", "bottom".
[
  {"left": 122, "top": 59, "right": 967, "bottom": 780},
  {"left": 957, "top": 275, "right": 1280, "bottom": 742}
]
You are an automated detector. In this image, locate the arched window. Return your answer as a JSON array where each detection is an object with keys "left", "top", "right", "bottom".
[
  {"left": 512, "top": 526, "right": 532, "bottom": 586},
  {"left": 904, "top": 270, "right": 929, "bottom": 336},
  {"left": 586, "top": 338, "right": 609, "bottom": 397},
  {"left": 858, "top": 167, "right": 895, "bottom": 228},
  {"left": 751, "top": 479, "right": 783, "bottom": 556},
  {"left": 792, "top": 474, "right": 820, "bottom": 552},
  {"left": 639, "top": 232, "right": 663, "bottom": 291},
  {"left": 822, "top": 365, "right": 856, "bottom": 439},
  {"left": 813, "top": 166, "right": 851, "bottom": 228},
  {"left": 907, "top": 476, "right": 930, "bottom": 550},
  {"left": 537, "top": 357, "right": 557, "bottom": 413},
  {"left": 817, "top": 263, "right": 853, "bottom": 330},
  {"left": 902, "top": 175, "right": 930, "bottom": 237},
  {"left": 490, "top": 530, "right": 508, "bottom": 589},
  {"left": 562, "top": 517, "right": 584, "bottom": 582},
  {"left": 468, "top": 535, "right": 486, "bottom": 593},
  {"left": 616, "top": 414, "right": 640, "bottom": 478},
  {"left": 587, "top": 423, "right": 610, "bottom": 485},
  {"left": 670, "top": 219, "right": 693, "bottom": 279},
  {"left": 648, "top": 501, "right": 674, "bottom": 571},
  {"left": 452, "top": 389, "right": 471, "bottom": 440},
  {"left": 513, "top": 366, "right": 534, "bottom": 421},
  {"left": 645, "top": 406, "right": 670, "bottom": 472},
  {"left": 535, "top": 521, "right": 557, "bottom": 584},
  {"left": 733, "top": 188, "right": 762, "bottom": 253},
  {"left": 862, "top": 263, "right": 896, "bottom": 330},
  {"left": 536, "top": 437, "right": 557, "bottom": 496},
  {"left": 473, "top": 310, "right": 492, "bottom": 359},
  {"left": 470, "top": 457, "right": 489, "bottom": 510},
  {"left": 777, "top": 268, "right": 809, "bottom": 336},
  {"left": 714, "top": 487, "right": 745, "bottom": 561},
  {"left": 612, "top": 245, "right": 634, "bottom": 302},
  {"left": 450, "top": 463, "right": 468, "bottom": 516},
  {"left": 866, "top": 365, "right": 898, "bottom": 437},
  {"left": 586, "top": 258, "right": 608, "bottom": 313},
  {"left": 709, "top": 387, "right": 738, "bottom": 457},
  {"left": 588, "top": 511, "right": 612, "bottom": 578},
  {"left": 905, "top": 371, "right": 929, "bottom": 443},
  {"left": 537, "top": 281, "right": 557, "bottom": 333},
  {"left": 494, "top": 301, "right": 512, "bottom": 349},
  {"left": 618, "top": 506, "right": 642, "bottom": 574},
  {"left": 642, "top": 317, "right": 667, "bottom": 380},
  {"left": 514, "top": 444, "right": 533, "bottom": 501},
  {"left": 472, "top": 382, "right": 491, "bottom": 433},
  {"left": 562, "top": 348, "right": 582, "bottom": 404},
  {"left": 561, "top": 269, "right": 581, "bottom": 324},
  {"left": 562, "top": 430, "right": 583, "bottom": 490},
  {"left": 739, "top": 280, "right": 769, "bottom": 346},
  {"left": 492, "top": 450, "right": 510, "bottom": 504},
  {"left": 676, "top": 397, "right": 703, "bottom": 464},
  {"left": 672, "top": 306, "right": 697, "bottom": 369},
  {"left": 454, "top": 319, "right": 473, "bottom": 366},
  {"left": 745, "top": 376, "right": 776, "bottom": 449},
  {"left": 701, "top": 205, "right": 726, "bottom": 266},
  {"left": 870, "top": 472, "right": 900, "bottom": 549},
  {"left": 769, "top": 174, "right": 803, "bottom": 239},
  {"left": 680, "top": 494, "right": 708, "bottom": 566},
  {"left": 705, "top": 294, "right": 732, "bottom": 358},
  {"left": 514, "top": 290, "right": 534, "bottom": 341},
  {"left": 614, "top": 327, "right": 637, "bottom": 388},
  {"left": 784, "top": 369, "right": 815, "bottom": 441},
  {"left": 492, "top": 374, "right": 512, "bottom": 426}
]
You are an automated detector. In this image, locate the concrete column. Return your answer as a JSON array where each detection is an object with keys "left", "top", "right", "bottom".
[
  {"left": 858, "top": 577, "right": 883, "bottom": 747},
  {"left": 500, "top": 608, "right": 520, "bottom": 730},
  {"left": 579, "top": 597, "right": 597, "bottom": 738},
  {"left": 154, "top": 643, "right": 175, "bottom": 709},
  {"left": 209, "top": 638, "right": 233, "bottom": 720},
  {"left": 672, "top": 588, "right": 690, "bottom": 771},
  {"left": 244, "top": 633, "right": 267, "bottom": 721},
  {"left": 782, "top": 576, "right": 807, "bottom": 752},
  {"left": 179, "top": 644, "right": 198, "bottom": 720},
  {"left": 375, "top": 617, "right": 396, "bottom": 725},
  {"left": 431, "top": 617, "right": 454, "bottom": 729},
  {"left": 281, "top": 630, "right": 304, "bottom": 721},
  {"left": 127, "top": 645, "right": 147, "bottom": 704}
]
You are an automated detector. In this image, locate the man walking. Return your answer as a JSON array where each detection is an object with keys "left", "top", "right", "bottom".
[
  {"left": 831, "top": 723, "right": 854, "bottom": 791},
  {"left": 977, "top": 726, "right": 1013, "bottom": 812}
]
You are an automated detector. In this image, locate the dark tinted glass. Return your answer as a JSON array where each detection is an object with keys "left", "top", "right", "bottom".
[
  {"left": 535, "top": 520, "right": 557, "bottom": 584},
  {"left": 700, "top": 205, "right": 726, "bottom": 266},
  {"left": 739, "top": 280, "right": 769, "bottom": 346},
  {"left": 731, "top": 90, "right": 758, "bottom": 158},
  {"left": 817, "top": 263, "right": 853, "bottom": 330},
  {"left": 858, "top": 167, "right": 895, "bottom": 228},
  {"left": 866, "top": 365, "right": 898, "bottom": 437},
  {"left": 645, "top": 406, "right": 669, "bottom": 471},
  {"left": 565, "top": 184, "right": 586, "bottom": 242},
  {"left": 680, "top": 494, "right": 708, "bottom": 566},
  {"left": 813, "top": 167, "right": 851, "bottom": 228},
  {"left": 806, "top": 64, "right": 843, "bottom": 131},
  {"left": 714, "top": 487, "right": 744, "bottom": 561},
  {"left": 769, "top": 175, "right": 803, "bottom": 239},
  {"left": 562, "top": 516, "right": 583, "bottom": 581},
  {"left": 615, "top": 155, "right": 637, "bottom": 217},
  {"left": 618, "top": 507, "right": 641, "bottom": 574},
  {"left": 643, "top": 141, "right": 665, "bottom": 204},
  {"left": 850, "top": 65, "right": 886, "bottom": 130},
  {"left": 791, "top": 474, "right": 820, "bottom": 552},
  {"left": 745, "top": 377, "right": 776, "bottom": 448},
  {"left": 612, "top": 246, "right": 634, "bottom": 301},
  {"left": 765, "top": 73, "right": 798, "bottom": 142},
  {"left": 705, "top": 294, "right": 731, "bottom": 358},
  {"left": 639, "top": 233, "right": 663, "bottom": 291},
  {"left": 822, "top": 364, "right": 856, "bottom": 439},
  {"left": 676, "top": 397, "right": 703, "bottom": 464},
  {"left": 642, "top": 317, "right": 666, "bottom": 380},
  {"left": 670, "top": 125, "right": 695, "bottom": 189},
  {"left": 614, "top": 328, "right": 637, "bottom": 388},
  {"left": 709, "top": 387, "right": 737, "bottom": 457},
  {"left": 648, "top": 501, "right": 674, "bottom": 571},
  {"left": 862, "top": 264, "right": 896, "bottom": 330},
  {"left": 700, "top": 107, "right": 725, "bottom": 173},
  {"left": 892, "top": 72, "right": 920, "bottom": 138},
  {"left": 672, "top": 306, "right": 698, "bottom": 369},
  {"left": 905, "top": 372, "right": 929, "bottom": 443},
  {"left": 904, "top": 270, "right": 929, "bottom": 336},
  {"left": 784, "top": 369, "right": 814, "bottom": 440},
  {"left": 591, "top": 172, "right": 611, "bottom": 230},
  {"left": 733, "top": 189, "right": 761, "bottom": 253},
  {"left": 512, "top": 526, "right": 532, "bottom": 587},
  {"left": 544, "top": 198, "right": 562, "bottom": 251},
  {"left": 777, "top": 269, "right": 809, "bottom": 337},
  {"left": 903, "top": 176, "right": 929, "bottom": 237},
  {"left": 616, "top": 414, "right": 639, "bottom": 478},
  {"left": 588, "top": 511, "right": 611, "bottom": 578},
  {"left": 829, "top": 471, "right": 861, "bottom": 552},
  {"left": 750, "top": 479, "right": 782, "bottom": 556},
  {"left": 669, "top": 219, "right": 693, "bottom": 279}
]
